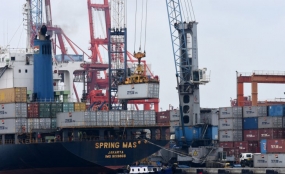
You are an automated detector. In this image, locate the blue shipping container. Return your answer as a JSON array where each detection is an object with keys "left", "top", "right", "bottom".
[
  {"left": 205, "top": 126, "right": 218, "bottom": 140},
  {"left": 175, "top": 127, "right": 201, "bottom": 142},
  {"left": 260, "top": 139, "right": 267, "bottom": 154},
  {"left": 268, "top": 105, "right": 285, "bottom": 117},
  {"left": 243, "top": 117, "right": 258, "bottom": 130}
]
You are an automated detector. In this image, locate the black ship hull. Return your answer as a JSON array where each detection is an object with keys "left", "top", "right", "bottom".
[{"left": 0, "top": 140, "right": 168, "bottom": 174}]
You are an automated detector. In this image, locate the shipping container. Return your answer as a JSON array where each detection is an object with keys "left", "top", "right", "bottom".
[
  {"left": 219, "top": 142, "right": 234, "bottom": 148},
  {"left": 234, "top": 141, "right": 249, "bottom": 152},
  {"left": 243, "top": 117, "right": 258, "bottom": 130},
  {"left": 258, "top": 128, "right": 284, "bottom": 139},
  {"left": 156, "top": 110, "right": 170, "bottom": 123},
  {"left": 132, "top": 111, "right": 144, "bottom": 125},
  {"left": 200, "top": 108, "right": 219, "bottom": 126},
  {"left": 118, "top": 83, "right": 159, "bottom": 100},
  {"left": 39, "top": 118, "right": 51, "bottom": 129},
  {"left": 170, "top": 110, "right": 180, "bottom": 121},
  {"left": 175, "top": 127, "right": 201, "bottom": 142},
  {"left": 50, "top": 103, "right": 63, "bottom": 117},
  {"left": 258, "top": 116, "right": 283, "bottom": 129},
  {"left": 0, "top": 118, "right": 27, "bottom": 134},
  {"left": 266, "top": 139, "right": 285, "bottom": 153},
  {"left": 0, "top": 103, "right": 27, "bottom": 118},
  {"left": 253, "top": 154, "right": 268, "bottom": 167},
  {"left": 144, "top": 110, "right": 156, "bottom": 125},
  {"left": 56, "top": 112, "right": 85, "bottom": 127},
  {"left": 243, "top": 130, "right": 259, "bottom": 141},
  {"left": 39, "top": 103, "right": 51, "bottom": 117},
  {"left": 97, "top": 111, "right": 109, "bottom": 126},
  {"left": 267, "top": 154, "right": 285, "bottom": 168},
  {"left": 218, "top": 118, "right": 242, "bottom": 130},
  {"left": 108, "top": 111, "right": 120, "bottom": 126},
  {"left": 268, "top": 105, "right": 285, "bottom": 116},
  {"left": 243, "top": 106, "right": 267, "bottom": 117},
  {"left": 205, "top": 126, "right": 218, "bottom": 140},
  {"left": 74, "top": 102, "right": 86, "bottom": 111},
  {"left": 260, "top": 139, "right": 267, "bottom": 154},
  {"left": 248, "top": 141, "right": 260, "bottom": 153},
  {"left": 218, "top": 130, "right": 243, "bottom": 142},
  {"left": 219, "top": 107, "right": 242, "bottom": 119},
  {"left": 51, "top": 118, "right": 56, "bottom": 129},
  {"left": 27, "top": 118, "right": 39, "bottom": 130},
  {"left": 0, "top": 87, "right": 27, "bottom": 103},
  {"left": 27, "top": 103, "right": 39, "bottom": 118},
  {"left": 89, "top": 111, "right": 96, "bottom": 126},
  {"left": 169, "top": 121, "right": 180, "bottom": 133},
  {"left": 120, "top": 110, "right": 133, "bottom": 126},
  {"left": 15, "top": 118, "right": 27, "bottom": 133},
  {"left": 63, "top": 102, "right": 74, "bottom": 112}
]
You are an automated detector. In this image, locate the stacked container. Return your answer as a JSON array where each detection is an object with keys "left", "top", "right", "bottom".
[
  {"left": 218, "top": 107, "right": 243, "bottom": 142},
  {"left": 63, "top": 102, "right": 74, "bottom": 112},
  {"left": 39, "top": 103, "right": 51, "bottom": 117},
  {"left": 50, "top": 103, "right": 63, "bottom": 117},
  {"left": 27, "top": 103, "right": 39, "bottom": 118},
  {"left": 74, "top": 102, "right": 86, "bottom": 111}
]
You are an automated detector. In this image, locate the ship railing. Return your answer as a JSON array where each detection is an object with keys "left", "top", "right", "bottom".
[{"left": 5, "top": 139, "right": 15, "bottom": 144}]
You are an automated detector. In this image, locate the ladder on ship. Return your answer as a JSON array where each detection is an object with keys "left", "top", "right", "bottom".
[{"left": 0, "top": 65, "right": 8, "bottom": 78}]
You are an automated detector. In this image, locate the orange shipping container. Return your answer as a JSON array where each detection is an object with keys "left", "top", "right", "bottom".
[{"left": 0, "top": 87, "right": 27, "bottom": 103}]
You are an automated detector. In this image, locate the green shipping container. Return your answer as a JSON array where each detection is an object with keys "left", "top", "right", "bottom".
[
  {"left": 39, "top": 103, "right": 51, "bottom": 117},
  {"left": 63, "top": 103, "right": 74, "bottom": 112},
  {"left": 51, "top": 103, "right": 63, "bottom": 117}
]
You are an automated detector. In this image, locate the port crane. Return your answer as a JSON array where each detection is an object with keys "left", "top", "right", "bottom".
[{"left": 165, "top": 0, "right": 222, "bottom": 166}]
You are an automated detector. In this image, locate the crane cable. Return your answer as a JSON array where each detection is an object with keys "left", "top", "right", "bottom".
[
  {"left": 134, "top": 0, "right": 138, "bottom": 52},
  {"left": 139, "top": 0, "right": 144, "bottom": 51},
  {"left": 144, "top": 0, "right": 148, "bottom": 52}
]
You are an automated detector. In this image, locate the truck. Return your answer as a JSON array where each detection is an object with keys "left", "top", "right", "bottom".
[{"left": 239, "top": 153, "right": 260, "bottom": 167}]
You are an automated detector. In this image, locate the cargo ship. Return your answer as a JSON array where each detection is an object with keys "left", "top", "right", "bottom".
[{"left": 0, "top": 26, "right": 169, "bottom": 174}]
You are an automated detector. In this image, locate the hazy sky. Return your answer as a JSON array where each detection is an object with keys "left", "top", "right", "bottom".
[{"left": 1, "top": 0, "right": 285, "bottom": 110}]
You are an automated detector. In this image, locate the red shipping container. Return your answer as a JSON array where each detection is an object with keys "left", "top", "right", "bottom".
[
  {"left": 219, "top": 142, "right": 234, "bottom": 148},
  {"left": 259, "top": 128, "right": 284, "bottom": 139},
  {"left": 156, "top": 111, "right": 170, "bottom": 123},
  {"left": 243, "top": 130, "right": 259, "bottom": 141},
  {"left": 266, "top": 139, "right": 285, "bottom": 153},
  {"left": 234, "top": 141, "right": 248, "bottom": 151},
  {"left": 27, "top": 103, "right": 39, "bottom": 118},
  {"left": 223, "top": 147, "right": 236, "bottom": 156},
  {"left": 248, "top": 141, "right": 260, "bottom": 153}
]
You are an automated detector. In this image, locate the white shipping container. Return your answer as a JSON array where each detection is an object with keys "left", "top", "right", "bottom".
[
  {"left": 120, "top": 110, "right": 133, "bottom": 126},
  {"left": 254, "top": 154, "right": 268, "bottom": 168},
  {"left": 0, "top": 118, "right": 16, "bottom": 134},
  {"left": 28, "top": 118, "right": 39, "bottom": 130},
  {"left": 56, "top": 112, "right": 85, "bottom": 127},
  {"left": 15, "top": 118, "right": 27, "bottom": 133},
  {"left": 267, "top": 154, "right": 285, "bottom": 168},
  {"left": 243, "top": 106, "right": 267, "bottom": 117},
  {"left": 97, "top": 111, "right": 109, "bottom": 126},
  {"left": 144, "top": 110, "right": 156, "bottom": 125},
  {"left": 118, "top": 83, "right": 159, "bottom": 100},
  {"left": 0, "top": 103, "right": 27, "bottom": 118},
  {"left": 219, "top": 107, "right": 242, "bottom": 119},
  {"left": 218, "top": 130, "right": 243, "bottom": 142},
  {"left": 39, "top": 118, "right": 51, "bottom": 129},
  {"left": 132, "top": 111, "right": 144, "bottom": 125},
  {"left": 109, "top": 111, "right": 120, "bottom": 126},
  {"left": 170, "top": 110, "right": 180, "bottom": 121},
  {"left": 170, "top": 121, "right": 180, "bottom": 133},
  {"left": 218, "top": 118, "right": 243, "bottom": 130},
  {"left": 258, "top": 116, "right": 283, "bottom": 129},
  {"left": 200, "top": 109, "right": 219, "bottom": 126}
]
